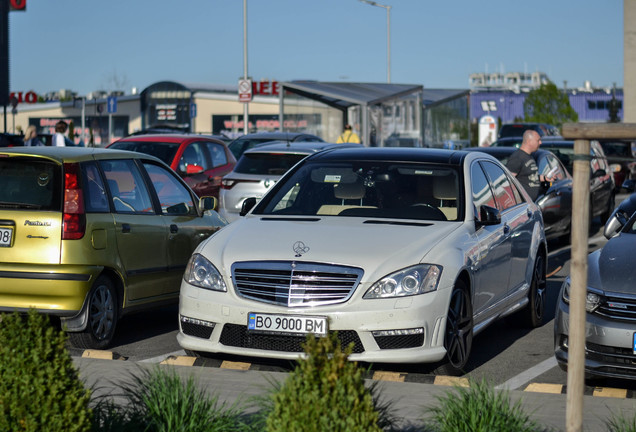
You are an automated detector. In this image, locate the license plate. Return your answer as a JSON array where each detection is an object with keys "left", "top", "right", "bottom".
[
  {"left": 0, "top": 227, "right": 13, "bottom": 247},
  {"left": 248, "top": 312, "right": 328, "bottom": 336},
  {"left": 633, "top": 332, "right": 636, "bottom": 355}
]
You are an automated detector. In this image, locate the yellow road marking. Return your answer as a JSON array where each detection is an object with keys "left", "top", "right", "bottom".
[
  {"left": 593, "top": 387, "right": 628, "bottom": 398},
  {"left": 372, "top": 371, "right": 406, "bottom": 382},
  {"left": 220, "top": 360, "right": 251, "bottom": 370},
  {"left": 82, "top": 350, "right": 113, "bottom": 360},
  {"left": 524, "top": 383, "right": 563, "bottom": 394},
  {"left": 434, "top": 376, "right": 469, "bottom": 387},
  {"left": 160, "top": 356, "right": 196, "bottom": 366}
]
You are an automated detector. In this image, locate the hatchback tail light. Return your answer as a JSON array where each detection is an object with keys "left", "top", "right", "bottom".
[{"left": 63, "top": 163, "right": 86, "bottom": 240}]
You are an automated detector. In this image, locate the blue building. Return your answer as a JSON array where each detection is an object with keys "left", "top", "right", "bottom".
[{"left": 470, "top": 88, "right": 623, "bottom": 125}]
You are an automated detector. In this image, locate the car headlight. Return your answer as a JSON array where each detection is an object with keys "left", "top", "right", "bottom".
[
  {"left": 183, "top": 253, "right": 227, "bottom": 292},
  {"left": 561, "top": 278, "right": 601, "bottom": 313},
  {"left": 364, "top": 264, "right": 442, "bottom": 299}
]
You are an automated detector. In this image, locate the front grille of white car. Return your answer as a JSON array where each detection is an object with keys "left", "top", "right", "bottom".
[{"left": 231, "top": 261, "right": 363, "bottom": 307}]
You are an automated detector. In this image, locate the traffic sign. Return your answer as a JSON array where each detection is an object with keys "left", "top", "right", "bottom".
[
  {"left": 190, "top": 102, "right": 197, "bottom": 118},
  {"left": 107, "top": 96, "right": 117, "bottom": 114},
  {"left": 238, "top": 78, "right": 252, "bottom": 103}
]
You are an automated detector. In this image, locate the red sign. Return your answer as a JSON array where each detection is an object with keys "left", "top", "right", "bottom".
[
  {"left": 10, "top": 91, "right": 37, "bottom": 103},
  {"left": 9, "top": 0, "right": 27, "bottom": 11},
  {"left": 253, "top": 80, "right": 279, "bottom": 96}
]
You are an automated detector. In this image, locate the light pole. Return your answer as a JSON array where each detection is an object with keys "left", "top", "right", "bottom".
[
  {"left": 359, "top": 0, "right": 391, "bottom": 83},
  {"left": 243, "top": 0, "right": 249, "bottom": 135}
]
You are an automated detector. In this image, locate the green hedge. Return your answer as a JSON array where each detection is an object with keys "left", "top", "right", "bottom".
[{"left": 0, "top": 310, "right": 92, "bottom": 432}]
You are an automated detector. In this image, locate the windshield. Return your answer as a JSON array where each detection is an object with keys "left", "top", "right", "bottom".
[
  {"left": 109, "top": 141, "right": 180, "bottom": 165},
  {"left": 254, "top": 161, "right": 462, "bottom": 222}
]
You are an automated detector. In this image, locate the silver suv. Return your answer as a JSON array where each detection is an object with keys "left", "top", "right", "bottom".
[{"left": 219, "top": 141, "right": 360, "bottom": 223}]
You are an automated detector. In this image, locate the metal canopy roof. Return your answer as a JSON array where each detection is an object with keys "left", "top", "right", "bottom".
[{"left": 281, "top": 81, "right": 423, "bottom": 109}]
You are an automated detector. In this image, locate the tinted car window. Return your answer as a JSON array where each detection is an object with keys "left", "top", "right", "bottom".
[
  {"left": 234, "top": 153, "right": 307, "bottom": 175},
  {"left": 206, "top": 142, "right": 228, "bottom": 167},
  {"left": 471, "top": 162, "right": 496, "bottom": 214},
  {"left": 178, "top": 142, "right": 208, "bottom": 172},
  {"left": 144, "top": 163, "right": 196, "bottom": 215},
  {"left": 82, "top": 162, "right": 109, "bottom": 212},
  {"left": 108, "top": 141, "right": 180, "bottom": 166},
  {"left": 481, "top": 161, "right": 519, "bottom": 210},
  {"left": 0, "top": 158, "right": 60, "bottom": 210},
  {"left": 100, "top": 160, "right": 154, "bottom": 214}
]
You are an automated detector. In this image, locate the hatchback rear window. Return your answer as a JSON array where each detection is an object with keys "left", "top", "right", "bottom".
[
  {"left": 234, "top": 153, "right": 307, "bottom": 175},
  {"left": 0, "top": 158, "right": 61, "bottom": 210}
]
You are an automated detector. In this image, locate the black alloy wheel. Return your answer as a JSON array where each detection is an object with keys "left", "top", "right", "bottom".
[{"left": 438, "top": 280, "right": 473, "bottom": 376}]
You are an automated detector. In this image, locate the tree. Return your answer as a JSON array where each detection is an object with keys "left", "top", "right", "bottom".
[{"left": 523, "top": 82, "right": 578, "bottom": 128}]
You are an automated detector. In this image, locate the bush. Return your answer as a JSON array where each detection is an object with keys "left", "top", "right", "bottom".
[
  {"left": 424, "top": 379, "right": 545, "bottom": 432},
  {"left": 96, "top": 366, "right": 250, "bottom": 432},
  {"left": 265, "top": 332, "right": 386, "bottom": 432},
  {"left": 606, "top": 409, "right": 636, "bottom": 432},
  {"left": 0, "top": 309, "right": 92, "bottom": 432}
]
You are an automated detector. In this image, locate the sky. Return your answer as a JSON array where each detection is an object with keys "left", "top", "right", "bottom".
[{"left": 7, "top": 0, "right": 625, "bottom": 97}]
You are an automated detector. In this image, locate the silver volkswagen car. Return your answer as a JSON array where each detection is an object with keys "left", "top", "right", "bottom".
[
  {"left": 179, "top": 147, "right": 547, "bottom": 375},
  {"left": 218, "top": 141, "right": 361, "bottom": 223}
]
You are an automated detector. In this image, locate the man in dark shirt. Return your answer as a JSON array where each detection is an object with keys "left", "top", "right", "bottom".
[{"left": 506, "top": 130, "right": 546, "bottom": 201}]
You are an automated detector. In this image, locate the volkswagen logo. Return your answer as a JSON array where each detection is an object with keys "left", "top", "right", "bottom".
[{"left": 293, "top": 241, "right": 310, "bottom": 257}]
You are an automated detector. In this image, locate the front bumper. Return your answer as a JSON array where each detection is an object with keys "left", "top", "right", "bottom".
[
  {"left": 554, "top": 298, "right": 636, "bottom": 380},
  {"left": 177, "top": 280, "right": 452, "bottom": 364}
]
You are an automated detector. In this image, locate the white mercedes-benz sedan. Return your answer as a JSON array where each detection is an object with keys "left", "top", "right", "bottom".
[{"left": 177, "top": 147, "right": 547, "bottom": 375}]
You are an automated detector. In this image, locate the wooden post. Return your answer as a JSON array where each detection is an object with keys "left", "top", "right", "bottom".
[
  {"left": 561, "top": 122, "right": 636, "bottom": 431},
  {"left": 565, "top": 138, "right": 590, "bottom": 432}
]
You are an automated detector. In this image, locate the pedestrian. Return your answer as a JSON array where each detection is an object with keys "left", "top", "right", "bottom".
[
  {"left": 23, "top": 125, "right": 43, "bottom": 146},
  {"left": 54, "top": 120, "right": 68, "bottom": 147},
  {"left": 336, "top": 124, "right": 360, "bottom": 144},
  {"left": 506, "top": 129, "right": 551, "bottom": 201}
]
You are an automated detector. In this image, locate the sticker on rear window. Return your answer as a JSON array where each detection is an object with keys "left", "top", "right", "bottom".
[
  {"left": 38, "top": 173, "right": 50, "bottom": 186},
  {"left": 324, "top": 175, "right": 342, "bottom": 183}
]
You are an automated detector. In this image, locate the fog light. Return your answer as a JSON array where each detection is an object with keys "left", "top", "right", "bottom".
[{"left": 372, "top": 328, "right": 424, "bottom": 337}]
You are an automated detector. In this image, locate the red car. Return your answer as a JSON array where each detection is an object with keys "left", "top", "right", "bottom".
[{"left": 108, "top": 134, "right": 236, "bottom": 198}]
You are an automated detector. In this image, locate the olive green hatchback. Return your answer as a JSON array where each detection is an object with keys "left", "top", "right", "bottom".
[{"left": 0, "top": 147, "right": 226, "bottom": 349}]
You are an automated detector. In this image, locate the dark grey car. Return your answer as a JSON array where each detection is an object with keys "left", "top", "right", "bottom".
[{"left": 554, "top": 192, "right": 636, "bottom": 381}]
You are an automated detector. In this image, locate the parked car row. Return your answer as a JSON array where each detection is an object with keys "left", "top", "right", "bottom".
[{"left": 4, "top": 130, "right": 636, "bottom": 380}]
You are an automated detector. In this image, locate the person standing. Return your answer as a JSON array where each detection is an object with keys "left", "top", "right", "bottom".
[
  {"left": 506, "top": 130, "right": 549, "bottom": 201},
  {"left": 336, "top": 124, "right": 360, "bottom": 144},
  {"left": 23, "top": 125, "right": 43, "bottom": 146},
  {"left": 54, "top": 120, "right": 69, "bottom": 147}
]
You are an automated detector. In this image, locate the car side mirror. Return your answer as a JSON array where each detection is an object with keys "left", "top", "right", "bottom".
[
  {"left": 199, "top": 196, "right": 217, "bottom": 212},
  {"left": 476, "top": 205, "right": 501, "bottom": 227},
  {"left": 240, "top": 197, "right": 258, "bottom": 216},
  {"left": 186, "top": 164, "right": 204, "bottom": 175},
  {"left": 603, "top": 211, "right": 627, "bottom": 239}
]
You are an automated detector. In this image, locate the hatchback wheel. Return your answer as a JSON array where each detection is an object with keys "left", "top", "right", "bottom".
[
  {"left": 436, "top": 280, "right": 473, "bottom": 376},
  {"left": 68, "top": 275, "right": 118, "bottom": 350}
]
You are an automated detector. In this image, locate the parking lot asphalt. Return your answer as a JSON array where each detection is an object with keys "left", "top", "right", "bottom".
[{"left": 74, "top": 356, "right": 636, "bottom": 432}]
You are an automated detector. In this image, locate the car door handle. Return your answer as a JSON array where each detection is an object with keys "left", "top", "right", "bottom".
[
  {"left": 170, "top": 224, "right": 179, "bottom": 233},
  {"left": 122, "top": 223, "right": 131, "bottom": 233}
]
